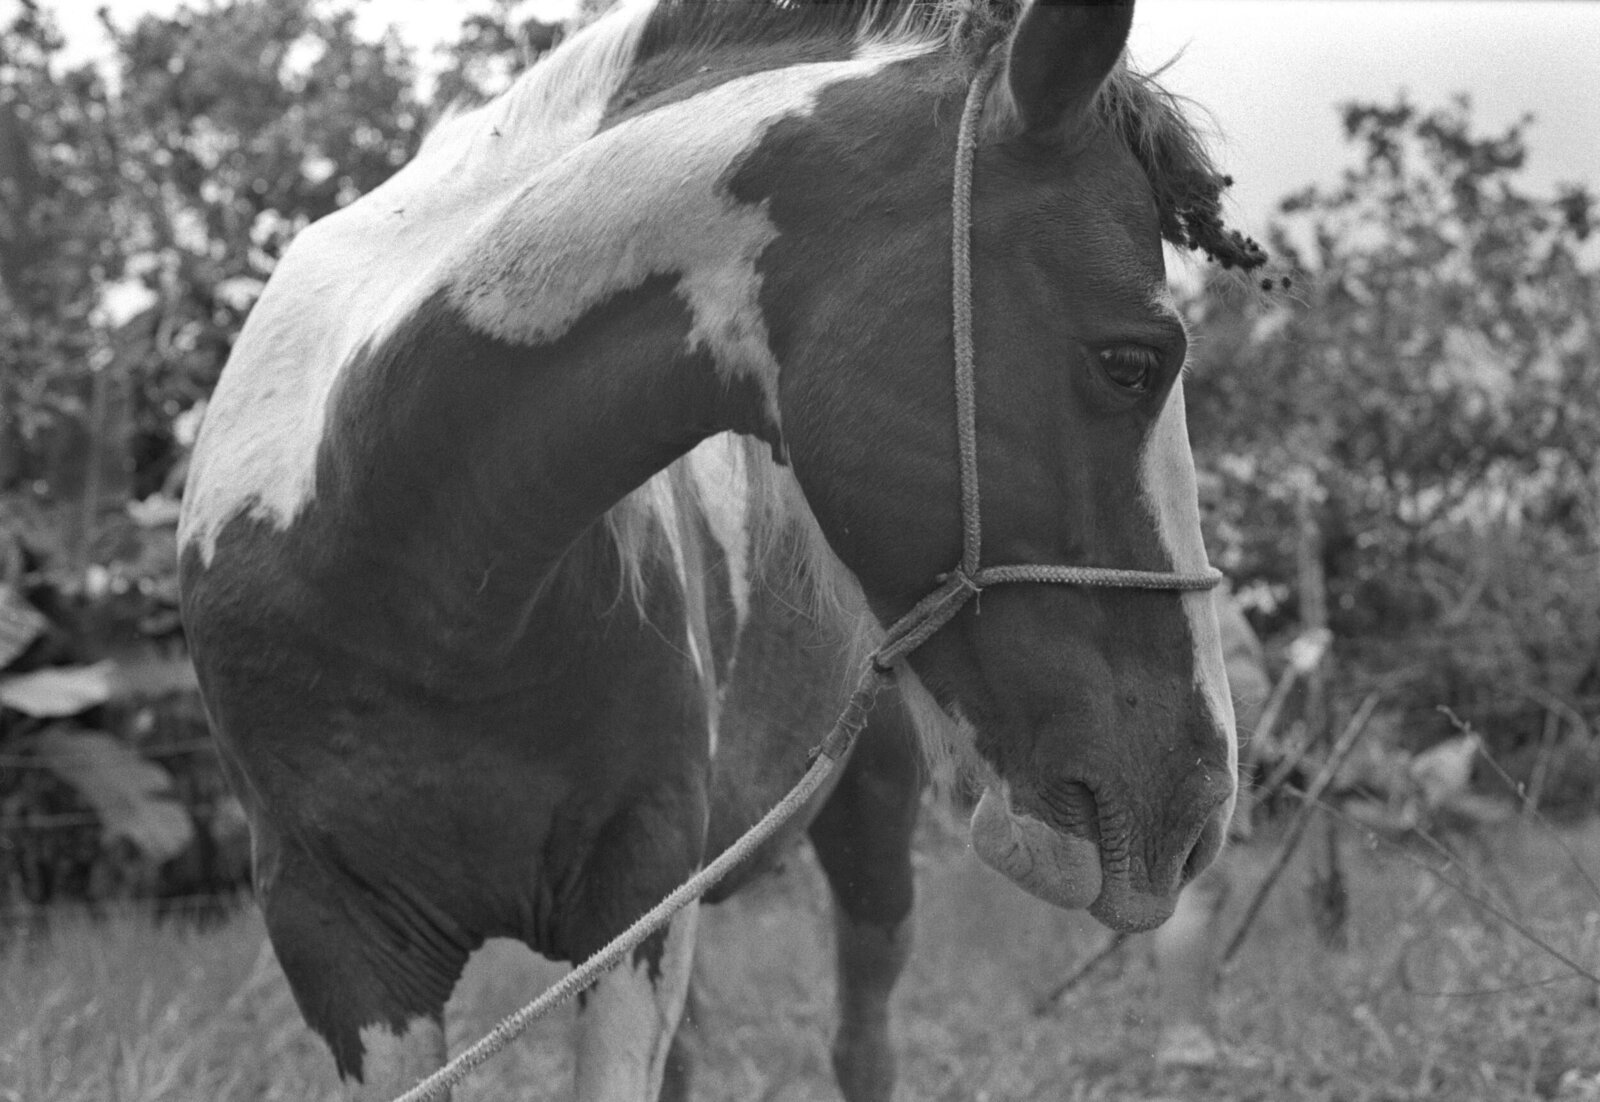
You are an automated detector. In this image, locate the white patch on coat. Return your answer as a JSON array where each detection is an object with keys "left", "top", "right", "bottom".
[
  {"left": 346, "top": 1016, "right": 445, "bottom": 1102},
  {"left": 1138, "top": 380, "right": 1240, "bottom": 802},
  {"left": 572, "top": 902, "right": 699, "bottom": 1102}
]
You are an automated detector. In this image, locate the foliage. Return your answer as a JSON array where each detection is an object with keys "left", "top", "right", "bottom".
[
  {"left": 3, "top": 0, "right": 423, "bottom": 521},
  {"left": 1185, "top": 96, "right": 1600, "bottom": 787},
  {"left": 0, "top": 0, "right": 529, "bottom": 909}
]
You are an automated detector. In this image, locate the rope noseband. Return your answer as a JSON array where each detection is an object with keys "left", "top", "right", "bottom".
[{"left": 389, "top": 53, "right": 1219, "bottom": 1102}]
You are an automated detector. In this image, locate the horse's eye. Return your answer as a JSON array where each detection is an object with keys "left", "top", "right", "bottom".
[{"left": 1098, "top": 346, "right": 1160, "bottom": 393}]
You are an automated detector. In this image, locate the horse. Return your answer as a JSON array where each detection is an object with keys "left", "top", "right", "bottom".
[{"left": 178, "top": 1, "right": 1264, "bottom": 1098}]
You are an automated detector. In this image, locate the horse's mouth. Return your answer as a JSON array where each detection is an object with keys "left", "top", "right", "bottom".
[{"left": 968, "top": 785, "right": 1179, "bottom": 932}]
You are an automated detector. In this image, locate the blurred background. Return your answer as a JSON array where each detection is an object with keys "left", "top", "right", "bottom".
[{"left": 1, "top": 2, "right": 1597, "bottom": 1098}]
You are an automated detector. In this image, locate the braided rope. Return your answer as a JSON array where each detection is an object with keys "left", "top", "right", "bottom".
[
  {"left": 975, "top": 563, "right": 1222, "bottom": 590},
  {"left": 950, "top": 54, "right": 995, "bottom": 577}
]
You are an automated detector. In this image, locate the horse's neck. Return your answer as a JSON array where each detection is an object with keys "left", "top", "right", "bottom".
[{"left": 305, "top": 274, "right": 761, "bottom": 682}]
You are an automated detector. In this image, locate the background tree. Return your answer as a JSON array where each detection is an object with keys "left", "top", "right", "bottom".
[
  {"left": 2, "top": 0, "right": 424, "bottom": 598},
  {"left": 0, "top": 0, "right": 487, "bottom": 908},
  {"left": 1185, "top": 95, "right": 1599, "bottom": 797}
]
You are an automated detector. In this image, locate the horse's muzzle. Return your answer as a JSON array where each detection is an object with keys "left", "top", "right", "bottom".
[{"left": 969, "top": 782, "right": 1229, "bottom": 932}]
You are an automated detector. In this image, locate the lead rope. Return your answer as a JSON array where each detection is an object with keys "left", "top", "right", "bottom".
[
  {"left": 389, "top": 51, "right": 1219, "bottom": 1102},
  {"left": 390, "top": 664, "right": 885, "bottom": 1102}
]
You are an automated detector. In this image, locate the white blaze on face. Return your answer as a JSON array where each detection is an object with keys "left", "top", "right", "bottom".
[
  {"left": 346, "top": 1016, "right": 445, "bottom": 1102},
  {"left": 1138, "top": 376, "right": 1239, "bottom": 809},
  {"left": 573, "top": 902, "right": 698, "bottom": 1102}
]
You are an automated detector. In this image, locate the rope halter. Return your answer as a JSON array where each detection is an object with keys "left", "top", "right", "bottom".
[{"left": 870, "top": 53, "right": 1221, "bottom": 675}]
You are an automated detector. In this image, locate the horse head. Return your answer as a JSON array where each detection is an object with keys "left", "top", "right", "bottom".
[{"left": 738, "top": 1, "right": 1247, "bottom": 931}]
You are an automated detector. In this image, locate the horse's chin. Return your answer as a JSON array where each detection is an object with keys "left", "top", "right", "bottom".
[{"left": 969, "top": 786, "right": 1176, "bottom": 932}]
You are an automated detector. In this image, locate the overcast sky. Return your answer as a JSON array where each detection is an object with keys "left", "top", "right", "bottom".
[
  {"left": 30, "top": 0, "right": 1600, "bottom": 238},
  {"left": 1131, "top": 2, "right": 1600, "bottom": 233}
]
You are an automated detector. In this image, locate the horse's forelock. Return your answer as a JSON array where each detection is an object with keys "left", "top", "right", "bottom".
[
  {"left": 1096, "top": 64, "right": 1267, "bottom": 272},
  {"left": 634, "top": 0, "right": 996, "bottom": 66}
]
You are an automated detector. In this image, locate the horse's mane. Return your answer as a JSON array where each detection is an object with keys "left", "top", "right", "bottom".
[
  {"left": 626, "top": 0, "right": 1265, "bottom": 269},
  {"left": 429, "top": 0, "right": 1262, "bottom": 269},
  {"left": 1096, "top": 66, "right": 1267, "bottom": 271},
  {"left": 628, "top": 0, "right": 984, "bottom": 70}
]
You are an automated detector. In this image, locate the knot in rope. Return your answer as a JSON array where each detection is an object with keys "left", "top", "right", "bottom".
[
  {"left": 872, "top": 566, "right": 984, "bottom": 672},
  {"left": 938, "top": 566, "right": 984, "bottom": 598}
]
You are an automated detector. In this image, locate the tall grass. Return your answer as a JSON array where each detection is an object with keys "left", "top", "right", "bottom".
[
  {"left": 4, "top": 813, "right": 1599, "bottom": 1101},
  {"left": 0, "top": 912, "right": 334, "bottom": 1101}
]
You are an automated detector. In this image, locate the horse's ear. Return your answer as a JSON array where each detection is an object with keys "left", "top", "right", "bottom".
[{"left": 1004, "top": 0, "right": 1135, "bottom": 137}]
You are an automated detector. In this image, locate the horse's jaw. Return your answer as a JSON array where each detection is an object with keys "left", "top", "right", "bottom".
[{"left": 969, "top": 785, "right": 1178, "bottom": 932}]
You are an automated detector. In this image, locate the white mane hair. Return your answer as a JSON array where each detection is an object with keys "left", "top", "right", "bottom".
[
  {"left": 416, "top": 0, "right": 657, "bottom": 170},
  {"left": 605, "top": 434, "right": 879, "bottom": 669},
  {"left": 606, "top": 435, "right": 979, "bottom": 791},
  {"left": 418, "top": 0, "right": 1003, "bottom": 173}
]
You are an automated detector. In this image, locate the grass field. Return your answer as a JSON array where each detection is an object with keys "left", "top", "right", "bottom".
[{"left": 4, "top": 808, "right": 1599, "bottom": 1102}]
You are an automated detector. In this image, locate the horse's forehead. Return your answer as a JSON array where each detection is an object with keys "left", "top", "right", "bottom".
[
  {"left": 1005, "top": 136, "right": 1165, "bottom": 273},
  {"left": 980, "top": 144, "right": 1173, "bottom": 344}
]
